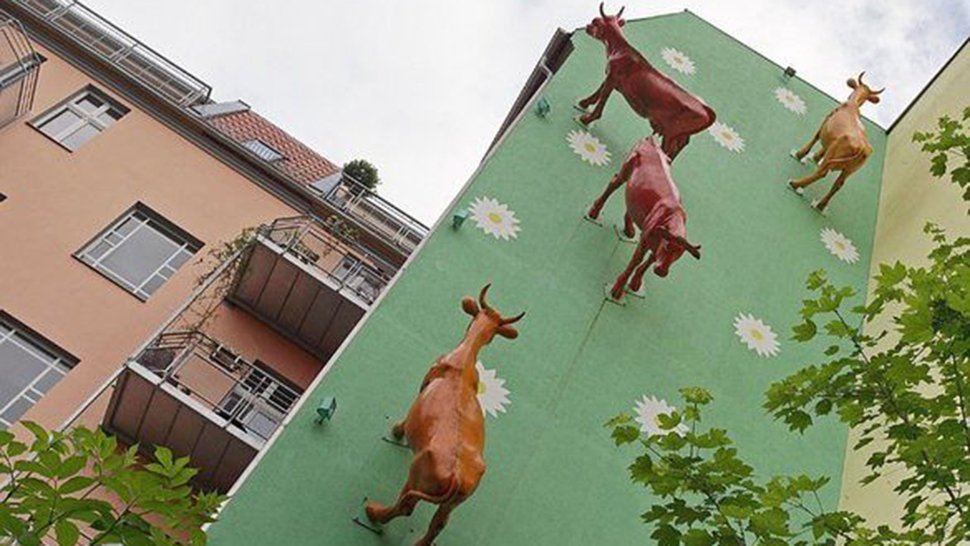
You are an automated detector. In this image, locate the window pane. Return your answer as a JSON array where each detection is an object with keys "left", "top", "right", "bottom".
[
  {"left": 99, "top": 225, "right": 179, "bottom": 289},
  {"left": 0, "top": 340, "right": 48, "bottom": 409},
  {"left": 169, "top": 248, "right": 193, "bottom": 269},
  {"left": 75, "top": 94, "right": 104, "bottom": 113},
  {"left": 34, "top": 368, "right": 66, "bottom": 394},
  {"left": 85, "top": 240, "right": 113, "bottom": 262},
  {"left": 61, "top": 124, "right": 101, "bottom": 151},
  {"left": 114, "top": 215, "right": 142, "bottom": 236},
  {"left": 39, "top": 109, "right": 81, "bottom": 139},
  {"left": 141, "top": 274, "right": 166, "bottom": 296},
  {"left": 0, "top": 397, "right": 33, "bottom": 425},
  {"left": 97, "top": 109, "right": 123, "bottom": 126}
]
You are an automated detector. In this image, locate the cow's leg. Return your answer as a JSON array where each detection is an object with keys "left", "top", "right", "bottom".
[
  {"left": 793, "top": 129, "right": 820, "bottom": 161},
  {"left": 815, "top": 169, "right": 854, "bottom": 212},
  {"left": 628, "top": 253, "right": 657, "bottom": 293},
  {"left": 414, "top": 503, "right": 456, "bottom": 546},
  {"left": 622, "top": 212, "right": 636, "bottom": 239},
  {"left": 662, "top": 134, "right": 690, "bottom": 162},
  {"left": 812, "top": 145, "right": 826, "bottom": 164},
  {"left": 577, "top": 80, "right": 607, "bottom": 110},
  {"left": 366, "top": 485, "right": 421, "bottom": 525},
  {"left": 789, "top": 165, "right": 829, "bottom": 192},
  {"left": 587, "top": 154, "right": 634, "bottom": 220},
  {"left": 579, "top": 83, "right": 614, "bottom": 126},
  {"left": 611, "top": 237, "right": 651, "bottom": 300}
]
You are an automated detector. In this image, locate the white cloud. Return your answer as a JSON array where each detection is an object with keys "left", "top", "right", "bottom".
[{"left": 83, "top": 0, "right": 968, "bottom": 224}]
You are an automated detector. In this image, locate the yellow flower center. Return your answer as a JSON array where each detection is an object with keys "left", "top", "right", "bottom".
[
  {"left": 487, "top": 212, "right": 503, "bottom": 224},
  {"left": 584, "top": 143, "right": 597, "bottom": 153},
  {"left": 751, "top": 329, "right": 764, "bottom": 341},
  {"left": 478, "top": 381, "right": 486, "bottom": 395},
  {"left": 723, "top": 132, "right": 734, "bottom": 141}
]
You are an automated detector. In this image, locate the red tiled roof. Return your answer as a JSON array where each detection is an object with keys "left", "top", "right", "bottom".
[{"left": 206, "top": 110, "right": 340, "bottom": 184}]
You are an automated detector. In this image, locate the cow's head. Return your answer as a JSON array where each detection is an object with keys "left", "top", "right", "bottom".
[
  {"left": 461, "top": 284, "right": 525, "bottom": 340},
  {"left": 649, "top": 223, "right": 701, "bottom": 278},
  {"left": 846, "top": 71, "right": 885, "bottom": 105},
  {"left": 586, "top": 3, "right": 626, "bottom": 42}
]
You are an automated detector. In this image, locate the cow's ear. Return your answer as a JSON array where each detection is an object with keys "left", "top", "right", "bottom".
[
  {"left": 867, "top": 94, "right": 881, "bottom": 104},
  {"left": 461, "top": 297, "right": 480, "bottom": 316},
  {"left": 496, "top": 325, "right": 519, "bottom": 340},
  {"left": 846, "top": 78, "right": 858, "bottom": 89},
  {"left": 618, "top": 18, "right": 625, "bottom": 26}
]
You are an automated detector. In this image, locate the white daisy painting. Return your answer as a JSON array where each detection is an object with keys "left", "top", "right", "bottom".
[
  {"left": 774, "top": 87, "right": 807, "bottom": 115},
  {"left": 660, "top": 47, "right": 696, "bottom": 75},
  {"left": 820, "top": 228, "right": 860, "bottom": 264},
  {"left": 468, "top": 196, "right": 521, "bottom": 241},
  {"left": 734, "top": 313, "right": 781, "bottom": 358},
  {"left": 634, "top": 395, "right": 688, "bottom": 437},
  {"left": 566, "top": 129, "right": 611, "bottom": 167},
  {"left": 476, "top": 362, "right": 510, "bottom": 418},
  {"left": 708, "top": 121, "right": 745, "bottom": 153}
]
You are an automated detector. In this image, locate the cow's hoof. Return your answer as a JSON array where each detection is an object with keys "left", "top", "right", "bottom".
[
  {"left": 787, "top": 181, "right": 804, "bottom": 195},
  {"left": 574, "top": 101, "right": 590, "bottom": 112},
  {"left": 584, "top": 212, "right": 603, "bottom": 226},
  {"left": 626, "top": 285, "right": 646, "bottom": 299},
  {"left": 364, "top": 502, "right": 384, "bottom": 522},
  {"left": 789, "top": 149, "right": 800, "bottom": 160}
]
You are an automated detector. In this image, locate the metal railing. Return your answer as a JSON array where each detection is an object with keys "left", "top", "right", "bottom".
[
  {"left": 313, "top": 174, "right": 429, "bottom": 254},
  {"left": 10, "top": 0, "right": 211, "bottom": 106},
  {"left": 259, "top": 216, "right": 398, "bottom": 305},
  {"left": 0, "top": 10, "right": 40, "bottom": 128},
  {"left": 135, "top": 331, "right": 301, "bottom": 443}
]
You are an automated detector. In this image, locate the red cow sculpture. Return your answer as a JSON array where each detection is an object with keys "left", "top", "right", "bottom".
[
  {"left": 365, "top": 285, "right": 524, "bottom": 546},
  {"left": 577, "top": 3, "right": 716, "bottom": 161},
  {"left": 789, "top": 71, "right": 884, "bottom": 212},
  {"left": 587, "top": 137, "right": 701, "bottom": 300}
]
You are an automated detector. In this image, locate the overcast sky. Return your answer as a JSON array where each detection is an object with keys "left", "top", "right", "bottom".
[{"left": 84, "top": 0, "right": 969, "bottom": 225}]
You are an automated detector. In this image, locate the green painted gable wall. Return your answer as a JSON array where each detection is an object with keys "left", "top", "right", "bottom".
[{"left": 208, "top": 12, "right": 887, "bottom": 545}]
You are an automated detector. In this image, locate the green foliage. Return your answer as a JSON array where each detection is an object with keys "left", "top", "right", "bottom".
[
  {"left": 613, "top": 109, "right": 970, "bottom": 544},
  {"left": 912, "top": 106, "right": 970, "bottom": 205},
  {"left": 0, "top": 423, "right": 224, "bottom": 545},
  {"left": 342, "top": 159, "right": 380, "bottom": 191}
]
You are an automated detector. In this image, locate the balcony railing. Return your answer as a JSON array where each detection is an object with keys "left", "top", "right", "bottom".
[
  {"left": 258, "top": 216, "right": 397, "bottom": 305},
  {"left": 312, "top": 174, "right": 429, "bottom": 254},
  {"left": 132, "top": 331, "right": 302, "bottom": 444},
  {"left": 0, "top": 10, "right": 40, "bottom": 128},
  {"left": 9, "top": 0, "right": 211, "bottom": 106}
]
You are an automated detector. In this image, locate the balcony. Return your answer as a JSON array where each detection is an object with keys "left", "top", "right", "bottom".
[
  {"left": 230, "top": 216, "right": 396, "bottom": 361},
  {"left": 102, "top": 331, "right": 303, "bottom": 492},
  {"left": 311, "top": 174, "right": 429, "bottom": 254},
  {"left": 8, "top": 0, "right": 210, "bottom": 106},
  {"left": 0, "top": 10, "right": 41, "bottom": 129}
]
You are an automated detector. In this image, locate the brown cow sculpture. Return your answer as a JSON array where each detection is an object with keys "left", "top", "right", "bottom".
[
  {"left": 587, "top": 137, "right": 701, "bottom": 300},
  {"left": 365, "top": 285, "right": 524, "bottom": 546},
  {"left": 577, "top": 3, "right": 716, "bottom": 161},
  {"left": 788, "top": 71, "right": 884, "bottom": 212}
]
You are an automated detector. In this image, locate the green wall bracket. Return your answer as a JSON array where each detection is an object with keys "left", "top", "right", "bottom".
[
  {"left": 534, "top": 96, "right": 551, "bottom": 118},
  {"left": 452, "top": 208, "right": 469, "bottom": 229}
]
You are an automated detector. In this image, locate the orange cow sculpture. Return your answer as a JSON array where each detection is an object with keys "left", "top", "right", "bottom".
[
  {"left": 788, "top": 72, "right": 884, "bottom": 212},
  {"left": 365, "top": 284, "right": 524, "bottom": 546}
]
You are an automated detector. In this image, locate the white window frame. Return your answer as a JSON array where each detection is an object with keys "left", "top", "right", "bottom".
[
  {"left": 77, "top": 204, "right": 202, "bottom": 301},
  {"left": 0, "top": 315, "right": 77, "bottom": 430},
  {"left": 31, "top": 86, "right": 128, "bottom": 151}
]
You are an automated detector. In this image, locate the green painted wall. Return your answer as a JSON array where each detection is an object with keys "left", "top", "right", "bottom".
[{"left": 209, "top": 12, "right": 887, "bottom": 545}]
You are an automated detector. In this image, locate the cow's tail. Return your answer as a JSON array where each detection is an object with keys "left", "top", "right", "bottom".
[{"left": 402, "top": 476, "right": 461, "bottom": 505}]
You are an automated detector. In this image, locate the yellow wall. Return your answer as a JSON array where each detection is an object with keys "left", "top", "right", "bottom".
[{"left": 839, "top": 41, "right": 970, "bottom": 524}]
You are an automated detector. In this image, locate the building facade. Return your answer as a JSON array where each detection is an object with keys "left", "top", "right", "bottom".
[
  {"left": 0, "top": 0, "right": 426, "bottom": 496},
  {"left": 204, "top": 11, "right": 968, "bottom": 546}
]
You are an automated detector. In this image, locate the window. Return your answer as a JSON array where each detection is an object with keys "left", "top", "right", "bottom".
[
  {"left": 242, "top": 139, "right": 284, "bottom": 162},
  {"left": 78, "top": 204, "right": 202, "bottom": 300},
  {"left": 32, "top": 86, "right": 128, "bottom": 151},
  {"left": 0, "top": 314, "right": 77, "bottom": 430}
]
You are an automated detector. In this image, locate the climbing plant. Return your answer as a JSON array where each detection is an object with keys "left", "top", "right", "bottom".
[
  {"left": 0, "top": 423, "right": 223, "bottom": 545},
  {"left": 609, "top": 111, "right": 970, "bottom": 544}
]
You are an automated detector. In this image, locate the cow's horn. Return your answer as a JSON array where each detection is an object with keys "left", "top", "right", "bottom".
[
  {"left": 616, "top": 5, "right": 625, "bottom": 18},
  {"left": 872, "top": 86, "right": 885, "bottom": 95},
  {"left": 501, "top": 311, "right": 526, "bottom": 326},
  {"left": 599, "top": 2, "right": 606, "bottom": 18},
  {"left": 479, "top": 283, "right": 494, "bottom": 313},
  {"left": 857, "top": 71, "right": 866, "bottom": 86}
]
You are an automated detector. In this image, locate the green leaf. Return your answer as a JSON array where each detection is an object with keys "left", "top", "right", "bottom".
[{"left": 55, "top": 520, "right": 80, "bottom": 546}]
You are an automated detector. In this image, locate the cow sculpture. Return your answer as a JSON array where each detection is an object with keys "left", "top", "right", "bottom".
[
  {"left": 789, "top": 72, "right": 884, "bottom": 212},
  {"left": 365, "top": 285, "right": 524, "bottom": 546},
  {"left": 577, "top": 3, "right": 716, "bottom": 161},
  {"left": 588, "top": 137, "right": 701, "bottom": 300}
]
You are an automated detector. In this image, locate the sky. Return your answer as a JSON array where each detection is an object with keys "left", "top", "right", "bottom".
[{"left": 83, "top": 0, "right": 970, "bottom": 225}]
